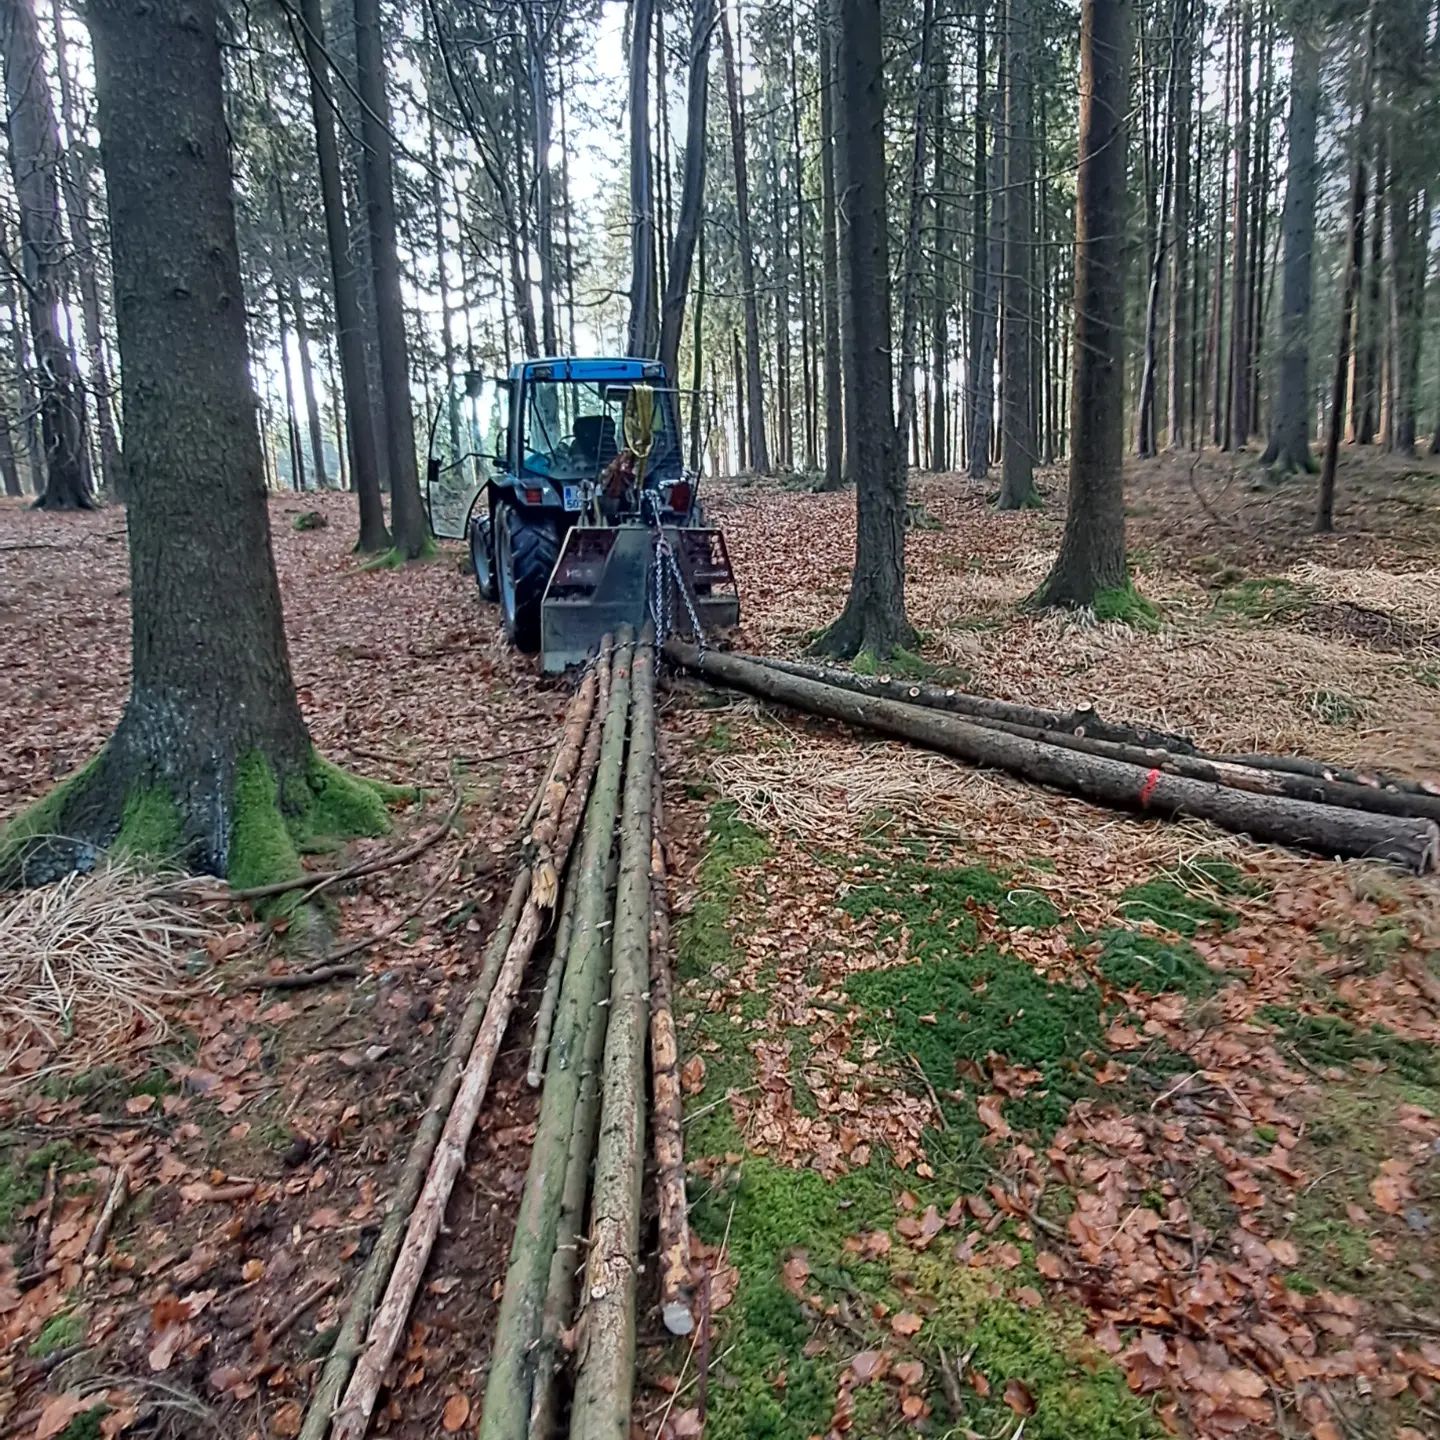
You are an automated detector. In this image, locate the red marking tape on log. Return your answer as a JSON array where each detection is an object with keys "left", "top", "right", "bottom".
[{"left": 1138, "top": 767, "right": 1162, "bottom": 808}]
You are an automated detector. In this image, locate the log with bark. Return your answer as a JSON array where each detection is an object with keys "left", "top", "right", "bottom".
[
  {"left": 671, "top": 644, "right": 1439, "bottom": 874},
  {"left": 745, "top": 653, "right": 1439, "bottom": 812},
  {"left": 297, "top": 864, "right": 528, "bottom": 1440},
  {"left": 328, "top": 651, "right": 609, "bottom": 1440},
  {"left": 477, "top": 635, "right": 637, "bottom": 1440},
  {"left": 648, "top": 754, "right": 693, "bottom": 1337},
  {"left": 568, "top": 632, "right": 658, "bottom": 1439}
]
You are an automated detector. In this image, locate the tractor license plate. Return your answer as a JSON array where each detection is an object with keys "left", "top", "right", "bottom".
[{"left": 562, "top": 485, "right": 582, "bottom": 512}]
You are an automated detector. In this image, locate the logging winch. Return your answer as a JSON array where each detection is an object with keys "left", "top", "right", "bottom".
[{"left": 424, "top": 355, "right": 739, "bottom": 670}]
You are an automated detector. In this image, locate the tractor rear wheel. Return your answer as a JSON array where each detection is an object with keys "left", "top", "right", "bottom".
[
  {"left": 496, "top": 503, "right": 559, "bottom": 653},
  {"left": 470, "top": 506, "right": 498, "bottom": 602}
]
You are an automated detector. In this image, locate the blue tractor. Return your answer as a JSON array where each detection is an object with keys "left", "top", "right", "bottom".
[{"left": 425, "top": 356, "right": 739, "bottom": 671}]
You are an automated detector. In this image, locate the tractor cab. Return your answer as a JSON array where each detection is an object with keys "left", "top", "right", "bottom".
[{"left": 425, "top": 356, "right": 738, "bottom": 671}]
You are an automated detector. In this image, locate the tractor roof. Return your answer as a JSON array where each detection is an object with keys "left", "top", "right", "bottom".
[{"left": 511, "top": 356, "right": 672, "bottom": 384}]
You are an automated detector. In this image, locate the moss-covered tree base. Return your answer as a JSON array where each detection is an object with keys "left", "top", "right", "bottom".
[{"left": 1, "top": 747, "right": 391, "bottom": 890}]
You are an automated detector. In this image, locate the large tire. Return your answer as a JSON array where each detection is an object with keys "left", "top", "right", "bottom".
[
  {"left": 497, "top": 503, "right": 559, "bottom": 653},
  {"left": 470, "top": 507, "right": 498, "bottom": 602}
]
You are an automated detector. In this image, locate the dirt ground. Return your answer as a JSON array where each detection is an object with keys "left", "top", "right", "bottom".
[{"left": 2, "top": 444, "right": 1439, "bottom": 1440}]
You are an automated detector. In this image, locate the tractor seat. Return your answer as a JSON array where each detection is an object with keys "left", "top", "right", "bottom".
[{"left": 572, "top": 415, "right": 618, "bottom": 468}]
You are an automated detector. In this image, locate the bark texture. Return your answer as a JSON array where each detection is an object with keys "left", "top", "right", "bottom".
[
  {"left": 814, "top": 0, "right": 916, "bottom": 660},
  {"left": 1035, "top": 0, "right": 1132, "bottom": 607},
  {"left": 1260, "top": 23, "right": 1320, "bottom": 473},
  {"left": 31, "top": 0, "right": 314, "bottom": 879},
  {"left": 2, "top": 0, "right": 91, "bottom": 509}
]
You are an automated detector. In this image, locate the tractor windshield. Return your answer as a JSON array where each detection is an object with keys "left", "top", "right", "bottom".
[{"left": 521, "top": 380, "right": 681, "bottom": 484}]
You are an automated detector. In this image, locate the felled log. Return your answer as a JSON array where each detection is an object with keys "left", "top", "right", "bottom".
[
  {"left": 959, "top": 711, "right": 1440, "bottom": 825},
  {"left": 568, "top": 632, "right": 658, "bottom": 1440},
  {"left": 746, "top": 653, "right": 1439, "bottom": 813},
  {"left": 670, "top": 644, "right": 1439, "bottom": 874},
  {"left": 526, "top": 853, "right": 617, "bottom": 1440},
  {"left": 299, "top": 854, "right": 532, "bottom": 1440},
  {"left": 648, "top": 757, "right": 693, "bottom": 1337},
  {"left": 330, "top": 651, "right": 608, "bottom": 1440},
  {"left": 743, "top": 653, "right": 1197, "bottom": 751},
  {"left": 477, "top": 635, "right": 636, "bottom": 1440}
]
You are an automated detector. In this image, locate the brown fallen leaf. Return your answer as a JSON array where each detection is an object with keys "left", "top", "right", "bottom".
[
  {"left": 976, "top": 1096, "right": 1012, "bottom": 1138},
  {"left": 442, "top": 1393, "right": 471, "bottom": 1432},
  {"left": 781, "top": 1252, "right": 810, "bottom": 1297},
  {"left": 36, "top": 1394, "right": 106, "bottom": 1440},
  {"left": 892, "top": 1359, "right": 924, "bottom": 1387},
  {"left": 671, "top": 1409, "right": 704, "bottom": 1439},
  {"left": 849, "top": 1349, "right": 885, "bottom": 1383},
  {"left": 272, "top": 1401, "right": 302, "bottom": 1437},
  {"left": 890, "top": 1311, "right": 922, "bottom": 1337},
  {"left": 1003, "top": 1379, "right": 1036, "bottom": 1415},
  {"left": 681, "top": 1055, "right": 706, "bottom": 1094}
]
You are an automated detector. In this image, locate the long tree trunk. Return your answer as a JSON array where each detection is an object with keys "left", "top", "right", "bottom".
[
  {"left": 996, "top": 0, "right": 1037, "bottom": 507},
  {"left": 814, "top": 0, "right": 916, "bottom": 660},
  {"left": 1136, "top": 0, "right": 1185, "bottom": 458},
  {"left": 272, "top": 173, "right": 331, "bottom": 491},
  {"left": 1207, "top": 20, "right": 1232, "bottom": 447},
  {"left": 929, "top": 32, "right": 949, "bottom": 472},
  {"left": 354, "top": 0, "right": 427, "bottom": 556},
  {"left": 895, "top": 0, "right": 936, "bottom": 465},
  {"left": 300, "top": 0, "right": 388, "bottom": 549},
  {"left": 719, "top": 1, "right": 771, "bottom": 472},
  {"left": 524, "top": 4, "right": 559, "bottom": 355},
  {"left": 1164, "top": 0, "right": 1192, "bottom": 449},
  {"left": 48, "top": 0, "right": 120, "bottom": 496},
  {"left": 29, "top": 0, "right": 342, "bottom": 884},
  {"left": 658, "top": 0, "right": 714, "bottom": 382},
  {"left": 1351, "top": 145, "right": 1383, "bottom": 444},
  {"left": 1035, "top": 0, "right": 1132, "bottom": 607},
  {"left": 1318, "top": 0, "right": 1378, "bottom": 533},
  {"left": 818, "top": 0, "right": 844, "bottom": 489},
  {"left": 1225, "top": 5, "right": 1252, "bottom": 450},
  {"left": 626, "top": 0, "right": 658, "bottom": 357},
  {"left": 1260, "top": 22, "right": 1320, "bottom": 473},
  {"left": 276, "top": 281, "right": 306, "bottom": 491},
  {"left": 1, "top": 0, "right": 90, "bottom": 510},
  {"left": 789, "top": 0, "right": 818, "bottom": 472},
  {"left": 968, "top": 92, "right": 1004, "bottom": 480},
  {"left": 964, "top": 5, "right": 988, "bottom": 473}
]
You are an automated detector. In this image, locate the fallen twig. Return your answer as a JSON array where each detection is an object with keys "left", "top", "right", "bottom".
[{"left": 83, "top": 1164, "right": 129, "bottom": 1270}]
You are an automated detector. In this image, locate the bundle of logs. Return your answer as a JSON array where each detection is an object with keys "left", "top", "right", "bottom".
[
  {"left": 665, "top": 644, "right": 1440, "bottom": 875},
  {"left": 300, "top": 626, "right": 693, "bottom": 1440}
]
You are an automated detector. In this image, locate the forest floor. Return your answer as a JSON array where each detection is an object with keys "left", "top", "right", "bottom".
[{"left": 1, "top": 445, "right": 1439, "bottom": 1440}]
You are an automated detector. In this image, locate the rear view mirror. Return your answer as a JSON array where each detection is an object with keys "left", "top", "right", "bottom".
[{"left": 464, "top": 371, "right": 487, "bottom": 399}]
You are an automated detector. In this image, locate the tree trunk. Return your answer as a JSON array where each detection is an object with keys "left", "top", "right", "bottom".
[
  {"left": 0, "top": 393, "right": 21, "bottom": 496},
  {"left": 964, "top": 6, "right": 988, "bottom": 474},
  {"left": 48, "top": 0, "right": 120, "bottom": 496},
  {"left": 1035, "top": 0, "right": 1131, "bottom": 607},
  {"left": 1, "top": 0, "right": 90, "bottom": 510},
  {"left": 276, "top": 281, "right": 307, "bottom": 491},
  {"left": 17, "top": 0, "right": 341, "bottom": 884},
  {"left": 929, "top": 35, "right": 949, "bottom": 473},
  {"left": 818, "top": 0, "right": 844, "bottom": 490},
  {"left": 354, "top": 0, "right": 427, "bottom": 556},
  {"left": 1164, "top": 0, "right": 1192, "bottom": 449},
  {"left": 670, "top": 644, "right": 1440, "bottom": 874},
  {"left": 1260, "top": 22, "right": 1320, "bottom": 473},
  {"left": 1225, "top": 5, "right": 1252, "bottom": 450},
  {"left": 789, "top": 0, "right": 817, "bottom": 472},
  {"left": 997, "top": 0, "right": 1037, "bottom": 507},
  {"left": 524, "top": 5, "right": 560, "bottom": 355},
  {"left": 895, "top": 0, "right": 935, "bottom": 465},
  {"left": 568, "top": 640, "right": 656, "bottom": 1440},
  {"left": 719, "top": 1, "right": 771, "bottom": 472},
  {"left": 813, "top": 0, "right": 916, "bottom": 660},
  {"left": 1136, "top": 0, "right": 1184, "bottom": 459},
  {"left": 626, "top": 0, "right": 658, "bottom": 357},
  {"left": 658, "top": 0, "right": 714, "bottom": 382},
  {"left": 1207, "top": 20, "right": 1232, "bottom": 447},
  {"left": 1351, "top": 146, "right": 1383, "bottom": 444},
  {"left": 300, "top": 0, "right": 388, "bottom": 549},
  {"left": 1318, "top": 1, "right": 1378, "bottom": 533},
  {"left": 968, "top": 92, "right": 1004, "bottom": 480}
]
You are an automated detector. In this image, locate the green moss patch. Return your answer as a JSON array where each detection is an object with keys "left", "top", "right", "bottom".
[
  {"left": 1092, "top": 583, "right": 1161, "bottom": 632},
  {"left": 1214, "top": 576, "right": 1312, "bottom": 623},
  {"left": 675, "top": 803, "right": 770, "bottom": 984},
  {"left": 113, "top": 787, "right": 181, "bottom": 863},
  {"left": 1257, "top": 1006, "right": 1440, "bottom": 1087},
  {"left": 0, "top": 754, "right": 103, "bottom": 881},
  {"left": 230, "top": 749, "right": 392, "bottom": 895},
  {"left": 1116, "top": 858, "right": 1256, "bottom": 936},
  {"left": 28, "top": 1308, "right": 84, "bottom": 1358},
  {"left": 848, "top": 946, "right": 1104, "bottom": 1140},
  {"left": 840, "top": 857, "right": 1060, "bottom": 953},
  {"left": 1095, "top": 928, "right": 1221, "bottom": 997}
]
